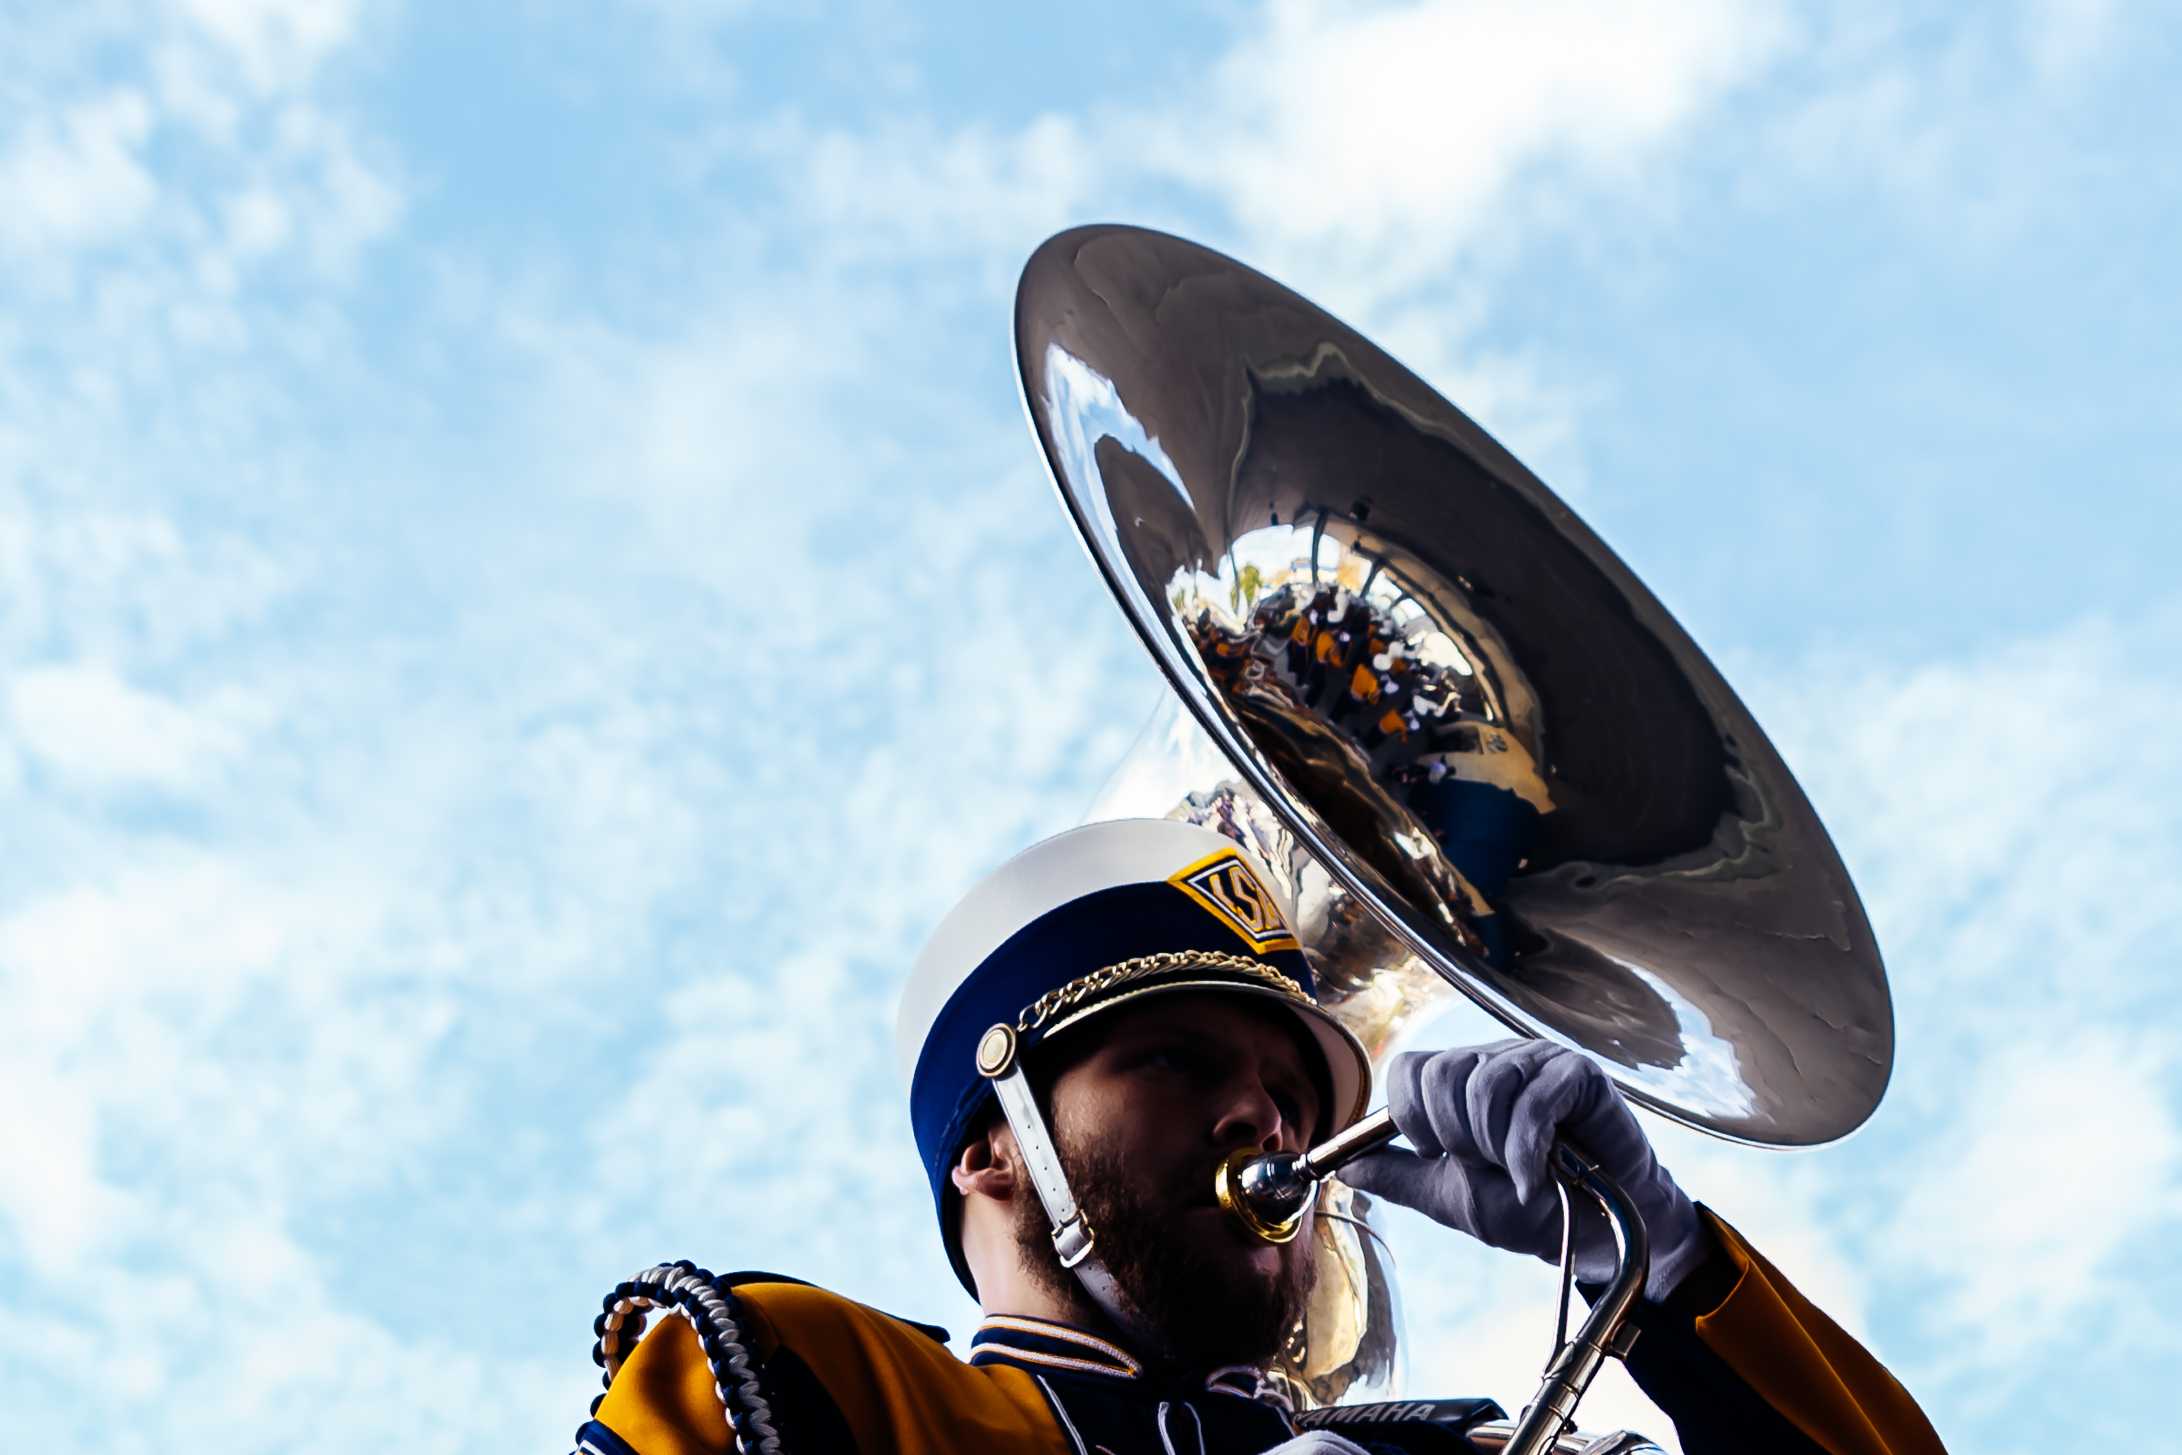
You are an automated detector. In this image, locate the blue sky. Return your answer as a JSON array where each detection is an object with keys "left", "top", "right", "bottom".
[{"left": 3, "top": 3, "right": 2176, "bottom": 1452}]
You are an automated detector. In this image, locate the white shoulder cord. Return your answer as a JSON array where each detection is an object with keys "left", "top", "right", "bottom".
[{"left": 588, "top": 1260, "right": 783, "bottom": 1455}]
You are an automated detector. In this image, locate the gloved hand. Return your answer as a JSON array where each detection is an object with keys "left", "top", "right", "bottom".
[
  {"left": 1260, "top": 1432, "right": 1373, "bottom": 1455},
  {"left": 1340, "top": 1039, "right": 1710, "bottom": 1297}
]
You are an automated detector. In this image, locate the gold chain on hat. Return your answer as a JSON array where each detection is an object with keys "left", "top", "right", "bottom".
[{"left": 1014, "top": 950, "right": 1310, "bottom": 1033}]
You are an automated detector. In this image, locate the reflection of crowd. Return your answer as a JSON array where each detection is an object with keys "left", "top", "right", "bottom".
[
  {"left": 1202, "top": 583, "right": 1484, "bottom": 772},
  {"left": 1192, "top": 582, "right": 1555, "bottom": 967}
]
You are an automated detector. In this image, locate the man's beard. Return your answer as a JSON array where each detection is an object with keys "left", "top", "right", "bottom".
[{"left": 1017, "top": 1123, "right": 1316, "bottom": 1370}]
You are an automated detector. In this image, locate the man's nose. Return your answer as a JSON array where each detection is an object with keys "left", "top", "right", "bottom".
[{"left": 1211, "top": 1079, "right": 1295, "bottom": 1154}]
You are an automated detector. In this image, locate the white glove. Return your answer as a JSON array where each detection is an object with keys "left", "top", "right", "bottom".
[
  {"left": 1341, "top": 1040, "right": 1709, "bottom": 1297},
  {"left": 1261, "top": 1433, "right": 1373, "bottom": 1455}
]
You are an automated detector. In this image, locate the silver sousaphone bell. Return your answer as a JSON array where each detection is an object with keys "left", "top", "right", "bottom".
[{"left": 1014, "top": 226, "right": 1893, "bottom": 1451}]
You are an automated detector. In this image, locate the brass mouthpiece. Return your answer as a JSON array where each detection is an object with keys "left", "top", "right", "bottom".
[
  {"left": 1214, "top": 1148, "right": 1314, "bottom": 1243},
  {"left": 1215, "top": 1108, "right": 1402, "bottom": 1244}
]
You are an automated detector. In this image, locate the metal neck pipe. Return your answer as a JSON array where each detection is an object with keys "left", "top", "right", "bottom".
[
  {"left": 1297, "top": 1106, "right": 1398, "bottom": 1179},
  {"left": 1499, "top": 1142, "right": 1649, "bottom": 1455},
  {"left": 1218, "top": 1115, "right": 1650, "bottom": 1451}
]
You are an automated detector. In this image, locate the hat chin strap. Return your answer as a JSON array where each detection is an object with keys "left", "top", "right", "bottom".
[{"left": 985, "top": 1060, "right": 1151, "bottom": 1348}]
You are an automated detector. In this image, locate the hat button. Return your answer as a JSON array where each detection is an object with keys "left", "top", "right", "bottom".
[{"left": 975, "top": 1023, "right": 1018, "bottom": 1079}]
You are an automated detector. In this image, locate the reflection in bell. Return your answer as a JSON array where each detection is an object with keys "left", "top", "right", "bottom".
[{"left": 1176, "top": 549, "right": 1552, "bottom": 970}]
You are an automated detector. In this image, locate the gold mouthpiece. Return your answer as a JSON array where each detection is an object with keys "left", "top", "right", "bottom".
[{"left": 1213, "top": 1148, "right": 1309, "bottom": 1244}]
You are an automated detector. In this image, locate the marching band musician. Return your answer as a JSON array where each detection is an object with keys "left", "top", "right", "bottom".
[{"left": 571, "top": 820, "right": 1945, "bottom": 1455}]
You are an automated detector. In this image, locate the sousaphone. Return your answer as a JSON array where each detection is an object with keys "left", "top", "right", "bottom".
[{"left": 1014, "top": 225, "right": 1892, "bottom": 1445}]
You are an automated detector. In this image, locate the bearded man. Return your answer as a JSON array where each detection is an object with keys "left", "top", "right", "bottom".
[{"left": 572, "top": 820, "right": 1945, "bottom": 1455}]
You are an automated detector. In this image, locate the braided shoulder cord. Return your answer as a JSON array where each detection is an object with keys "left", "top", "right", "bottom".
[{"left": 586, "top": 1261, "right": 784, "bottom": 1455}]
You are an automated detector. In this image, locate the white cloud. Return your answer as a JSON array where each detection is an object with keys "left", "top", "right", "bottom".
[
  {"left": 268, "top": 103, "right": 405, "bottom": 276},
  {"left": 0, "top": 494, "right": 299, "bottom": 668},
  {"left": 5, "top": 1195, "right": 575, "bottom": 1453},
  {"left": 225, "top": 185, "right": 294, "bottom": 259},
  {"left": 1884, "top": 1029, "right": 2180, "bottom": 1366},
  {"left": 754, "top": 110, "right": 1101, "bottom": 265},
  {"left": 0, "top": 89, "right": 159, "bottom": 256},
  {"left": 0, "top": 855, "right": 381, "bottom": 1033},
  {"left": 6, "top": 661, "right": 263, "bottom": 792},
  {"left": 721, "top": 0, "right": 1803, "bottom": 509},
  {"left": 1128, "top": 0, "right": 1795, "bottom": 304},
  {"left": 1745, "top": 613, "right": 2182, "bottom": 1025},
  {"left": 1759, "top": 4, "right": 2138, "bottom": 248},
  {"left": 0, "top": 1055, "right": 130, "bottom": 1267},
  {"left": 741, "top": 0, "right": 1796, "bottom": 312},
  {"left": 517, "top": 303, "right": 871, "bottom": 559},
  {"left": 2017, "top": 0, "right": 2122, "bottom": 88},
  {"left": 0, "top": 1, "right": 401, "bottom": 321},
  {"left": 180, "top": 0, "right": 362, "bottom": 95}
]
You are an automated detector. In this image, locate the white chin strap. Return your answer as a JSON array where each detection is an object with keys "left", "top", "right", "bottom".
[{"left": 977, "top": 1024, "right": 1145, "bottom": 1344}]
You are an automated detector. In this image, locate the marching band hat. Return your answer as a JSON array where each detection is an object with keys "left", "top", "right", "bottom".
[{"left": 897, "top": 818, "right": 1372, "bottom": 1291}]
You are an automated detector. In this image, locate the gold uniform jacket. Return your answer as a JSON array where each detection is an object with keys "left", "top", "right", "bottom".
[{"left": 571, "top": 1210, "right": 1946, "bottom": 1455}]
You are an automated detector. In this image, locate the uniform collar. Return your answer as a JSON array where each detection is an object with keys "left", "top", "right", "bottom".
[
  {"left": 965, "top": 1314, "right": 1295, "bottom": 1411},
  {"left": 968, "top": 1313, "right": 1144, "bottom": 1381}
]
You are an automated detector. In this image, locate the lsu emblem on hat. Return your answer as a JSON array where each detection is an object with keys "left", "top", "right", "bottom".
[{"left": 1168, "top": 848, "right": 1301, "bottom": 955}]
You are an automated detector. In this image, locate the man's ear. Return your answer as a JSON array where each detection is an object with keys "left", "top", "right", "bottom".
[{"left": 950, "top": 1118, "right": 1021, "bottom": 1201}]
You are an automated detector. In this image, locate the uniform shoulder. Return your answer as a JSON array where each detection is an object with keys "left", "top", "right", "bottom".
[
  {"left": 721, "top": 1271, "right": 952, "bottom": 1350},
  {"left": 589, "top": 1267, "right": 1063, "bottom": 1455}
]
